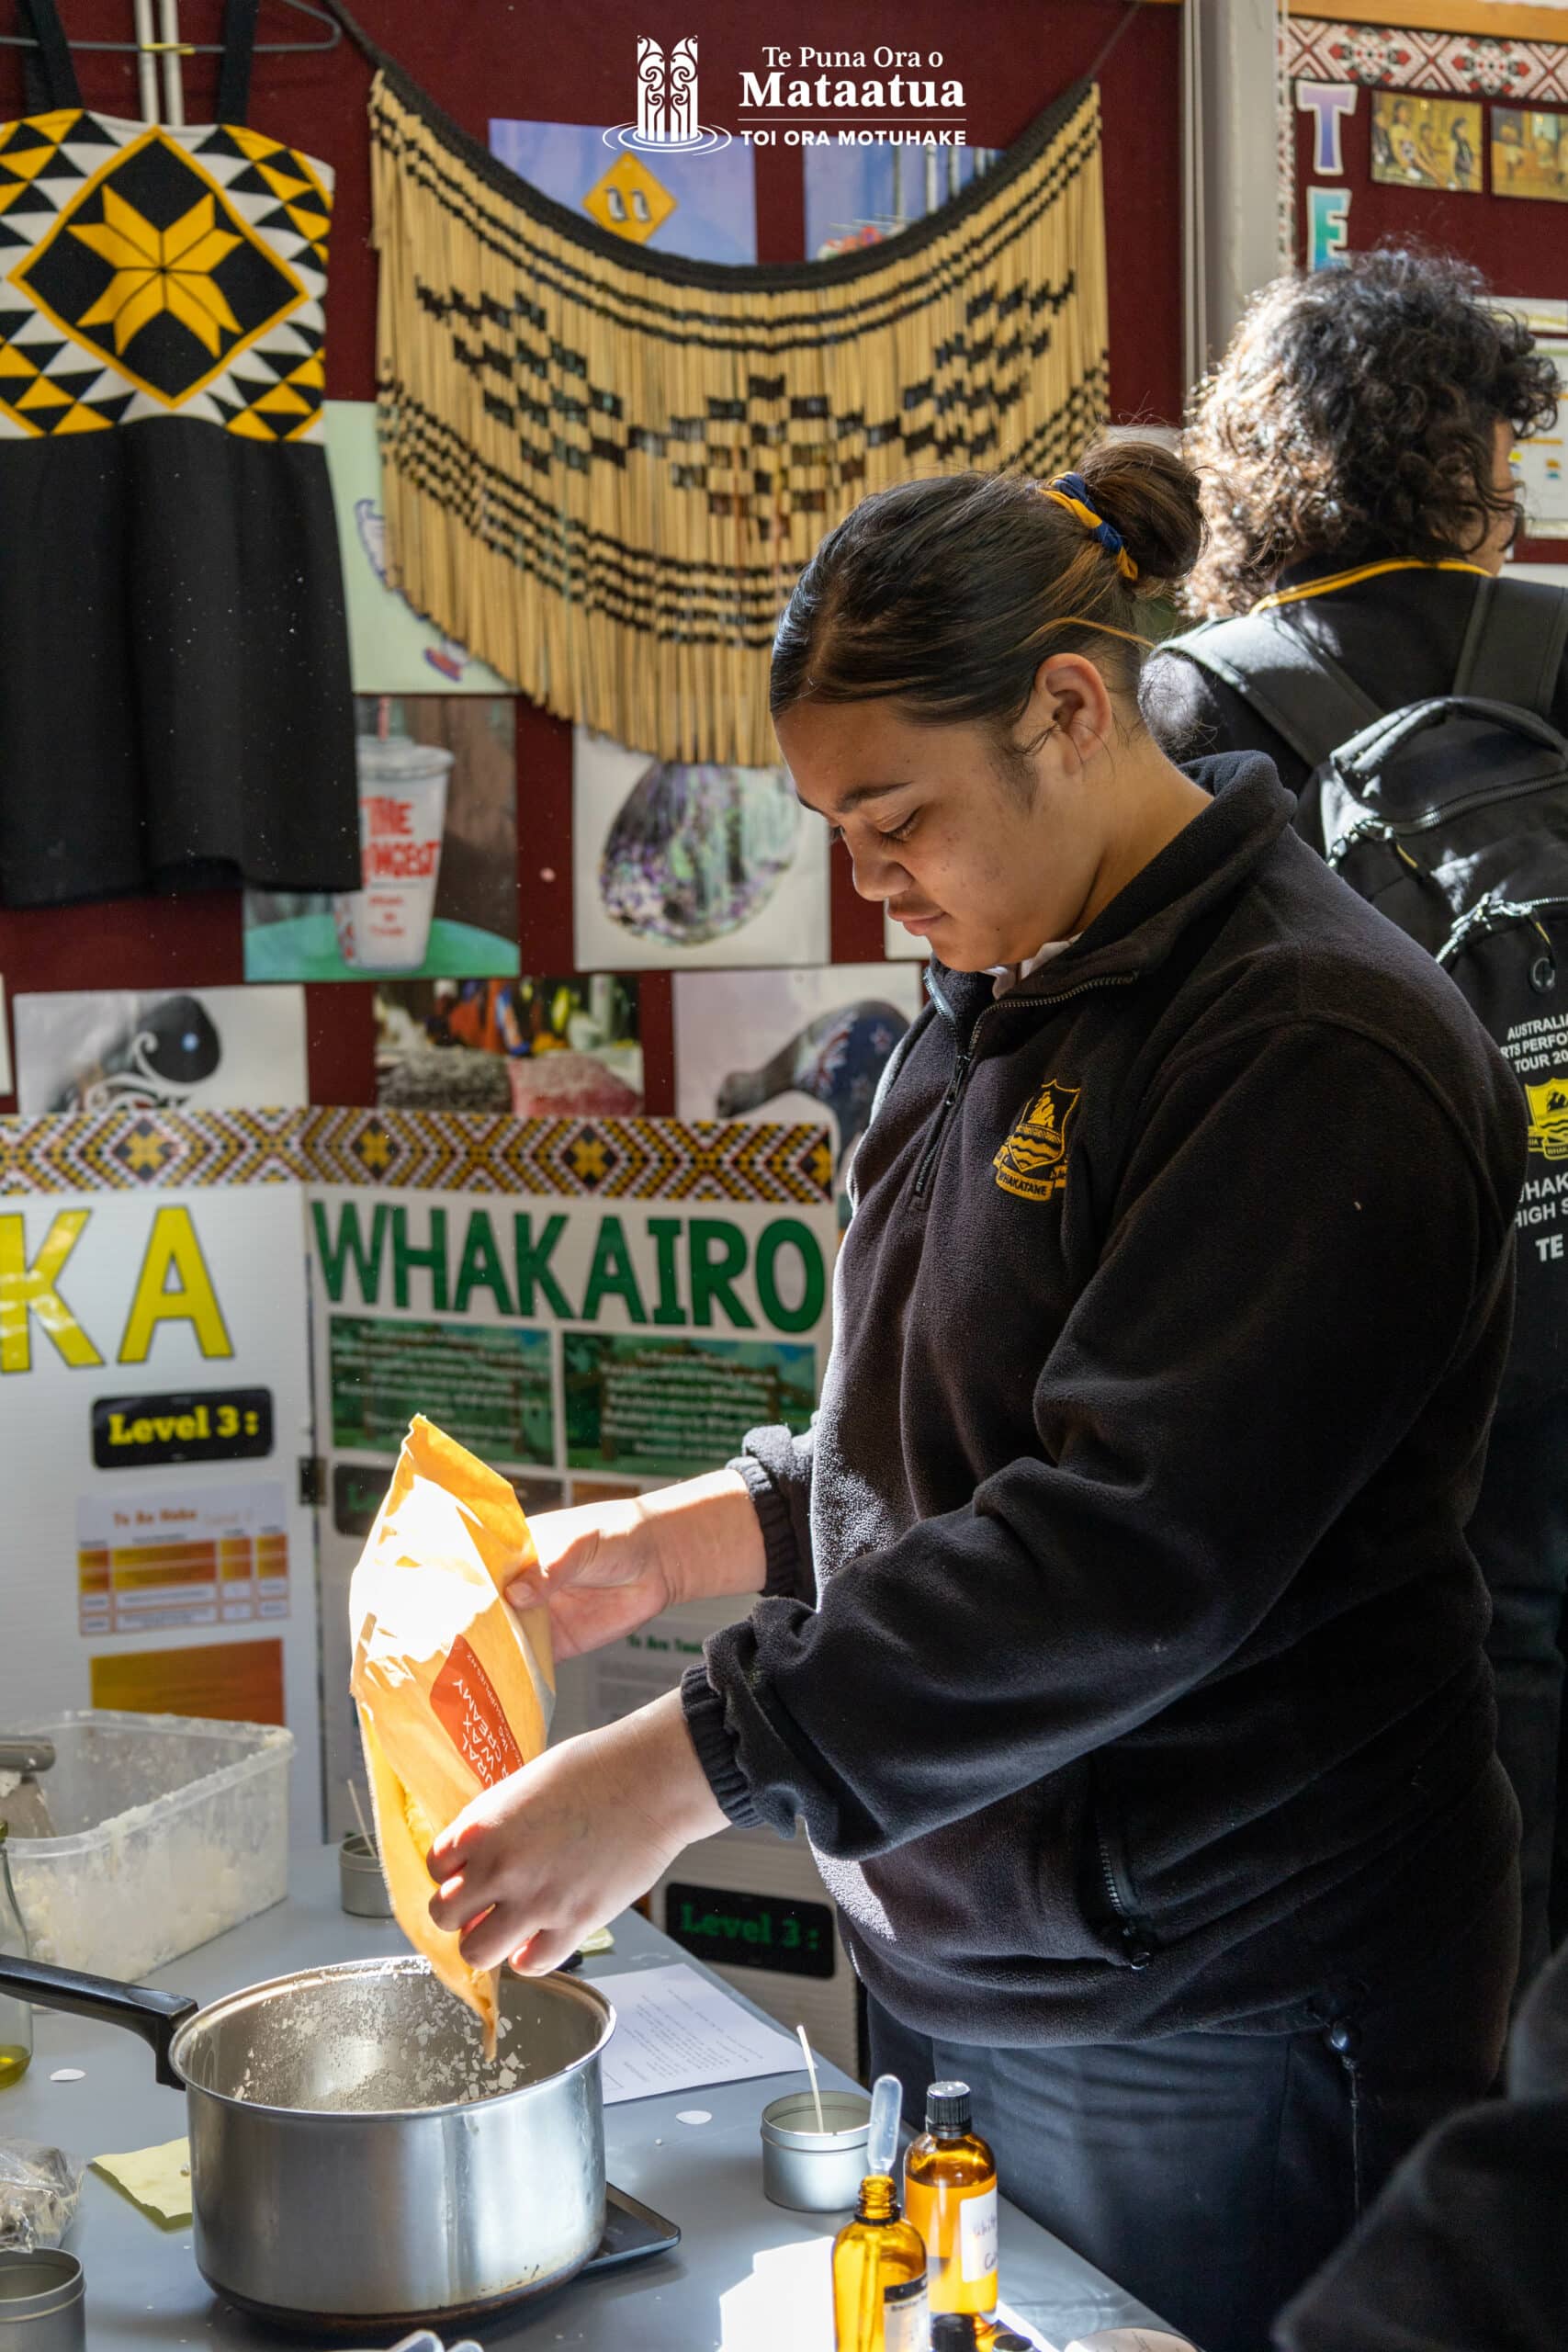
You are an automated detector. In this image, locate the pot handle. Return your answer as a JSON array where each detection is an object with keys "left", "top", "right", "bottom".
[{"left": 0, "top": 1953, "right": 196, "bottom": 2088}]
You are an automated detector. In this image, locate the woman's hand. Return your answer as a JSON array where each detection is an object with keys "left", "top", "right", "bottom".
[
  {"left": 425, "top": 1690, "right": 728, "bottom": 1975},
  {"left": 509, "top": 1493, "right": 677, "bottom": 1659},
  {"left": 506, "top": 1467, "right": 767, "bottom": 1658}
]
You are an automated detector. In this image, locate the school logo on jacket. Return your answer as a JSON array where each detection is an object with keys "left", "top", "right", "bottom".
[
  {"left": 1525, "top": 1074, "right": 1568, "bottom": 1160},
  {"left": 994, "top": 1077, "right": 1080, "bottom": 1201}
]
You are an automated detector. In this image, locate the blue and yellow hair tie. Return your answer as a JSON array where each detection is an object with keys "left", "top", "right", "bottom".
[{"left": 1042, "top": 473, "right": 1139, "bottom": 582}]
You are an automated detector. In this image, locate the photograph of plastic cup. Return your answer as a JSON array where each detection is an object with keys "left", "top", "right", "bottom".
[{"left": 333, "top": 737, "right": 455, "bottom": 972}]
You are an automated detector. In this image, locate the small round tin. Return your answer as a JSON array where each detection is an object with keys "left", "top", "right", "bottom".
[
  {"left": 760, "top": 2088, "right": 872, "bottom": 2212},
  {"left": 0, "top": 2250, "right": 86, "bottom": 2348},
  {"left": 338, "top": 1831, "right": 393, "bottom": 1919}
]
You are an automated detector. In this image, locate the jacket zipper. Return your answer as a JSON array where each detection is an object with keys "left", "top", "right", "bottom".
[
  {"left": 910, "top": 970, "right": 1138, "bottom": 1202},
  {"left": 1092, "top": 1790, "right": 1154, "bottom": 1971}
]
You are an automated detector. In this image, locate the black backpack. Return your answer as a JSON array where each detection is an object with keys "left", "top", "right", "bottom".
[{"left": 1168, "top": 573, "right": 1568, "bottom": 1406}]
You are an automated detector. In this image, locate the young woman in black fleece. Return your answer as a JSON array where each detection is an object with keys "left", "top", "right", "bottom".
[{"left": 427, "top": 443, "right": 1527, "bottom": 2352}]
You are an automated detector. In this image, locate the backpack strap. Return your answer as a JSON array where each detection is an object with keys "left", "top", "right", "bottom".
[
  {"left": 1452, "top": 574, "right": 1568, "bottom": 716},
  {"left": 1164, "top": 613, "right": 1382, "bottom": 773}
]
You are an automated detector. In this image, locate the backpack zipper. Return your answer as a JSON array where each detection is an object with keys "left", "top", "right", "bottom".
[
  {"left": 910, "top": 970, "right": 1138, "bottom": 1200},
  {"left": 1436, "top": 890, "right": 1568, "bottom": 973},
  {"left": 1328, "top": 761, "right": 1566, "bottom": 858}
]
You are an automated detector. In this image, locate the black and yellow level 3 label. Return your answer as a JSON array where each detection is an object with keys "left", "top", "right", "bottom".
[{"left": 92, "top": 1385, "right": 274, "bottom": 1469}]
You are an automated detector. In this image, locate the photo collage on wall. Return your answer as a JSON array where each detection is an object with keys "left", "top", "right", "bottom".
[{"left": 0, "top": 102, "right": 936, "bottom": 1833}]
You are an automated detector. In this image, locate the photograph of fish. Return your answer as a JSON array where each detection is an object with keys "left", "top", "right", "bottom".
[
  {"left": 674, "top": 966, "right": 924, "bottom": 1216},
  {"left": 13, "top": 987, "right": 308, "bottom": 1116},
  {"left": 574, "top": 728, "right": 829, "bottom": 969}
]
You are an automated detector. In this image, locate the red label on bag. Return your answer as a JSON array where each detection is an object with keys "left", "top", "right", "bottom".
[{"left": 431, "top": 1635, "right": 525, "bottom": 1788}]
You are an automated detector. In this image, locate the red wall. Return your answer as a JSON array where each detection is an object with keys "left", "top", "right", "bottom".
[{"left": 0, "top": 0, "right": 1183, "bottom": 1111}]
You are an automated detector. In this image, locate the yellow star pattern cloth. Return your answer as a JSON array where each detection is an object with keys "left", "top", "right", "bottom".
[{"left": 0, "top": 110, "right": 330, "bottom": 439}]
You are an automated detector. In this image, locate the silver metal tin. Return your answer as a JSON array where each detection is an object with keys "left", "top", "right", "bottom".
[
  {"left": 0, "top": 2250, "right": 86, "bottom": 2348},
  {"left": 760, "top": 2088, "right": 871, "bottom": 2212},
  {"left": 338, "top": 1831, "right": 393, "bottom": 1918}
]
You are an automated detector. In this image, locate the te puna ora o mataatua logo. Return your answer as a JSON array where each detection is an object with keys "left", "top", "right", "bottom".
[{"left": 607, "top": 36, "right": 969, "bottom": 154}]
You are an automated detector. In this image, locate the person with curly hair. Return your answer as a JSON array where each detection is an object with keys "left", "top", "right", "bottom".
[{"left": 1144, "top": 247, "right": 1568, "bottom": 2000}]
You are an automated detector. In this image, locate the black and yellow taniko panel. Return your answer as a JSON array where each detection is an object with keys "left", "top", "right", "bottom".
[
  {"left": 365, "top": 62, "right": 1110, "bottom": 766},
  {"left": 0, "top": 1107, "right": 835, "bottom": 1204},
  {"left": 0, "top": 109, "right": 331, "bottom": 441},
  {"left": 993, "top": 1079, "right": 1081, "bottom": 1204}
]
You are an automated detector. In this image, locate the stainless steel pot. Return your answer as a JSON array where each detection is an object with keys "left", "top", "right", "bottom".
[{"left": 0, "top": 1952, "right": 614, "bottom": 2334}]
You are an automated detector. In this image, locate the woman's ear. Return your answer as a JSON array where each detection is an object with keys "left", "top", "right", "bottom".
[{"left": 1035, "top": 652, "right": 1114, "bottom": 752}]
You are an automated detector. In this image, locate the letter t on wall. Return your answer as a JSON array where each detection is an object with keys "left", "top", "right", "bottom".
[{"left": 1296, "top": 81, "right": 1359, "bottom": 177}]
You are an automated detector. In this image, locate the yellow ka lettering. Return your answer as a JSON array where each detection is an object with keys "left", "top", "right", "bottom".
[
  {"left": 118, "top": 1207, "right": 234, "bottom": 1365},
  {"left": 0, "top": 1209, "right": 103, "bottom": 1374}
]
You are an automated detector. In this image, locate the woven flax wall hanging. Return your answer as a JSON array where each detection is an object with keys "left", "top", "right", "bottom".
[{"left": 367, "top": 67, "right": 1109, "bottom": 766}]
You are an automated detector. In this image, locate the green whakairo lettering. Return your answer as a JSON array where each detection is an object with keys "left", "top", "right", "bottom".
[{"left": 308, "top": 1202, "right": 826, "bottom": 1335}]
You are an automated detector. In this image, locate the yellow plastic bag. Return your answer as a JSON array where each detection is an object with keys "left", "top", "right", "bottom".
[{"left": 349, "top": 1414, "right": 554, "bottom": 2056}]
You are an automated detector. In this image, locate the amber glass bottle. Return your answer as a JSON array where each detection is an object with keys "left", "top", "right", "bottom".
[
  {"left": 903, "top": 2081, "right": 998, "bottom": 2317},
  {"left": 832, "top": 2172, "right": 931, "bottom": 2351}
]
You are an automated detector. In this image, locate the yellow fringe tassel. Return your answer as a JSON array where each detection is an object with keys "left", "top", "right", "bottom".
[{"left": 367, "top": 71, "right": 1110, "bottom": 766}]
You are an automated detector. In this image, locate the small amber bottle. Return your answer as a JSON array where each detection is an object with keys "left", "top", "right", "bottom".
[
  {"left": 904, "top": 2081, "right": 998, "bottom": 2318},
  {"left": 832, "top": 2172, "right": 931, "bottom": 2352}
]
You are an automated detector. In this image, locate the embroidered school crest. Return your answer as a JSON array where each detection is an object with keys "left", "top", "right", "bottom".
[
  {"left": 993, "top": 1078, "right": 1081, "bottom": 1201},
  {"left": 1526, "top": 1074, "right": 1568, "bottom": 1160}
]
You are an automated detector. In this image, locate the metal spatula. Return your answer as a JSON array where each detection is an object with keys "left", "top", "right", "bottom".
[{"left": 0, "top": 1736, "right": 56, "bottom": 1838}]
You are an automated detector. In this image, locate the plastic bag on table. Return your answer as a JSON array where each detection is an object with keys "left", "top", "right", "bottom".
[
  {"left": 0, "top": 2140, "right": 85, "bottom": 2249},
  {"left": 349, "top": 1415, "right": 554, "bottom": 2058}
]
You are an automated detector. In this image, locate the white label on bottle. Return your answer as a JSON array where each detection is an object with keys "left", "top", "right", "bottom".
[
  {"left": 884, "top": 2275, "right": 931, "bottom": 2351},
  {"left": 961, "top": 2186, "right": 998, "bottom": 2283}
]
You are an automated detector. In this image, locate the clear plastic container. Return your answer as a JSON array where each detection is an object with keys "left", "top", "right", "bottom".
[{"left": 3, "top": 1713, "right": 292, "bottom": 1982}]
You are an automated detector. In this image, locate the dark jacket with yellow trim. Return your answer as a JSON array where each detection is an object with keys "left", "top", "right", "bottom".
[
  {"left": 681, "top": 752, "right": 1527, "bottom": 2045},
  {"left": 1140, "top": 557, "right": 1568, "bottom": 841}
]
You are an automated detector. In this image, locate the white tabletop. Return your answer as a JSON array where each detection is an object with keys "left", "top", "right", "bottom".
[{"left": 0, "top": 1849, "right": 1168, "bottom": 2348}]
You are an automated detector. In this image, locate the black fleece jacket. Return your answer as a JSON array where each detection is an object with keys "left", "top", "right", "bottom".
[{"left": 681, "top": 752, "right": 1529, "bottom": 2044}]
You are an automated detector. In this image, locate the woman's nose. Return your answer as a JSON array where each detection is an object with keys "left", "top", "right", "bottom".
[{"left": 848, "top": 840, "right": 904, "bottom": 902}]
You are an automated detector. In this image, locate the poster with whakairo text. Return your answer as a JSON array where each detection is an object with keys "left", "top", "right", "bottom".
[{"left": 304, "top": 1107, "right": 836, "bottom": 1834}]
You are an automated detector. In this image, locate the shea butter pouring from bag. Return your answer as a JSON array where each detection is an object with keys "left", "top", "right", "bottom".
[{"left": 424, "top": 444, "right": 1527, "bottom": 2352}]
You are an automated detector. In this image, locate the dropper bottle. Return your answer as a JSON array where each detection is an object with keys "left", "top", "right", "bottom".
[
  {"left": 903, "top": 2080, "right": 998, "bottom": 2317},
  {"left": 832, "top": 2073, "right": 931, "bottom": 2351}
]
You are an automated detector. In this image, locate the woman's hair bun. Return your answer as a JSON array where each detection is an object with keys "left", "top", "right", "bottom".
[{"left": 1075, "top": 436, "right": 1203, "bottom": 597}]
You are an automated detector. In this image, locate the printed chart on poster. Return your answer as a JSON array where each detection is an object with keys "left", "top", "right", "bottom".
[
  {"left": 244, "top": 698, "right": 520, "bottom": 983},
  {"left": 375, "top": 976, "right": 643, "bottom": 1117},
  {"left": 324, "top": 401, "right": 514, "bottom": 696},
  {"left": 1504, "top": 302, "right": 1568, "bottom": 539},
  {"left": 574, "top": 729, "right": 829, "bottom": 970},
  {"left": 13, "top": 987, "right": 308, "bottom": 1115},
  {"left": 0, "top": 1113, "right": 321, "bottom": 1842},
  {"left": 487, "top": 119, "right": 757, "bottom": 263},
  {"left": 306, "top": 1109, "right": 836, "bottom": 1832},
  {"left": 77, "top": 1482, "right": 288, "bottom": 1636}
]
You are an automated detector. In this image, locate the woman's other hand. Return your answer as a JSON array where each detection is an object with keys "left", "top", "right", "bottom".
[
  {"left": 507, "top": 1467, "right": 767, "bottom": 1657},
  {"left": 425, "top": 1689, "right": 728, "bottom": 1974}
]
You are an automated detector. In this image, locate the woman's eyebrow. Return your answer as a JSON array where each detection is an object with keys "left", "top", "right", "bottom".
[{"left": 794, "top": 780, "right": 913, "bottom": 815}]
